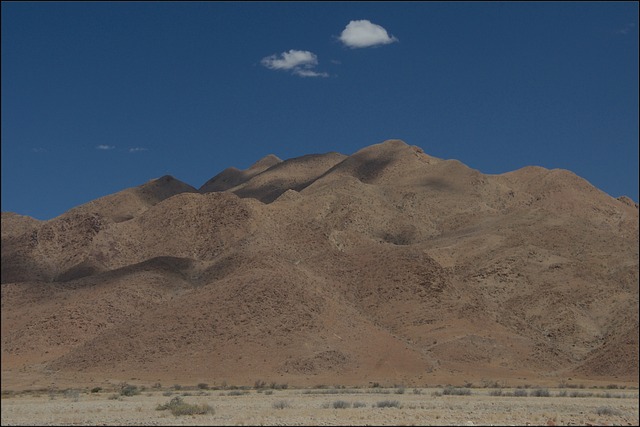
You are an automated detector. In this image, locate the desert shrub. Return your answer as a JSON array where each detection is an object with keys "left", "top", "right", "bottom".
[
  {"left": 376, "top": 400, "right": 401, "bottom": 408},
  {"left": 332, "top": 400, "right": 351, "bottom": 409},
  {"left": 413, "top": 388, "right": 422, "bottom": 395},
  {"left": 162, "top": 391, "right": 173, "bottom": 397},
  {"left": 90, "top": 387, "right": 102, "bottom": 393},
  {"left": 254, "top": 379, "right": 266, "bottom": 389},
  {"left": 488, "top": 389, "right": 503, "bottom": 396},
  {"left": 156, "top": 396, "right": 214, "bottom": 416},
  {"left": 272, "top": 400, "right": 290, "bottom": 409},
  {"left": 371, "top": 382, "right": 381, "bottom": 388},
  {"left": 481, "top": 379, "right": 502, "bottom": 388},
  {"left": 442, "top": 387, "right": 471, "bottom": 396},
  {"left": 172, "top": 384, "right": 182, "bottom": 391},
  {"left": 269, "top": 382, "right": 288, "bottom": 390},
  {"left": 606, "top": 384, "right": 619, "bottom": 389},
  {"left": 226, "top": 390, "right": 248, "bottom": 396},
  {"left": 596, "top": 406, "right": 622, "bottom": 416},
  {"left": 107, "top": 394, "right": 120, "bottom": 400},
  {"left": 570, "top": 391, "right": 593, "bottom": 398},
  {"left": 197, "top": 383, "right": 209, "bottom": 390},
  {"left": 63, "top": 389, "right": 80, "bottom": 401},
  {"left": 557, "top": 390, "right": 567, "bottom": 397},
  {"left": 395, "top": 386, "right": 405, "bottom": 394},
  {"left": 512, "top": 389, "right": 528, "bottom": 397},
  {"left": 152, "top": 382, "right": 162, "bottom": 389},
  {"left": 264, "top": 390, "right": 274, "bottom": 395},
  {"left": 530, "top": 388, "right": 550, "bottom": 397},
  {"left": 353, "top": 401, "right": 367, "bottom": 408},
  {"left": 120, "top": 385, "right": 140, "bottom": 397}
]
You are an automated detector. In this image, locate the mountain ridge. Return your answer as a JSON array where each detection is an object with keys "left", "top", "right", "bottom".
[{"left": 1, "top": 139, "right": 638, "bottom": 390}]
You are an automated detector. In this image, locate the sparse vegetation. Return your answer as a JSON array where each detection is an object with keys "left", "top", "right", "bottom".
[
  {"left": 595, "top": 406, "right": 622, "bottom": 416},
  {"left": 395, "top": 386, "right": 405, "bottom": 394},
  {"left": 569, "top": 391, "right": 594, "bottom": 398},
  {"left": 120, "top": 384, "right": 140, "bottom": 397},
  {"left": 353, "top": 401, "right": 367, "bottom": 408},
  {"left": 63, "top": 389, "right": 80, "bottom": 401},
  {"left": 156, "top": 396, "right": 214, "bottom": 416},
  {"left": 530, "top": 388, "right": 550, "bottom": 397},
  {"left": 272, "top": 400, "right": 290, "bottom": 409},
  {"left": 269, "top": 382, "right": 288, "bottom": 390},
  {"left": 442, "top": 387, "right": 471, "bottom": 396},
  {"left": 332, "top": 400, "right": 351, "bottom": 409},
  {"left": 197, "top": 383, "right": 209, "bottom": 390},
  {"left": 512, "top": 389, "right": 528, "bottom": 397},
  {"left": 226, "top": 390, "right": 249, "bottom": 396},
  {"left": 375, "top": 400, "right": 402, "bottom": 408},
  {"left": 90, "top": 387, "right": 102, "bottom": 393}
]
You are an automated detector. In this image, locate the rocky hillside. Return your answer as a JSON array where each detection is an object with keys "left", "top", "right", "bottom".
[{"left": 2, "top": 140, "right": 638, "bottom": 390}]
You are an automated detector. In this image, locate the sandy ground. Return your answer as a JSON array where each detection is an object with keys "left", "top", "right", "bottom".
[{"left": 1, "top": 387, "right": 638, "bottom": 426}]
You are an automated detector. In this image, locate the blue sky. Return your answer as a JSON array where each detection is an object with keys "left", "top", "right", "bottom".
[{"left": 2, "top": 2, "right": 638, "bottom": 220}]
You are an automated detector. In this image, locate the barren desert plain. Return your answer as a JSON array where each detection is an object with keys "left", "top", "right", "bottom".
[{"left": 2, "top": 384, "right": 639, "bottom": 426}]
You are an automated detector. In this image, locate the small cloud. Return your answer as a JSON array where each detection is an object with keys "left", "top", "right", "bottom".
[
  {"left": 96, "top": 145, "right": 115, "bottom": 150},
  {"left": 261, "top": 49, "right": 318, "bottom": 70},
  {"left": 339, "top": 20, "right": 398, "bottom": 48},
  {"left": 30, "top": 147, "right": 47, "bottom": 153},
  {"left": 129, "top": 147, "right": 148, "bottom": 153},
  {"left": 330, "top": 59, "right": 342, "bottom": 65},
  {"left": 261, "top": 49, "right": 328, "bottom": 78},
  {"left": 293, "top": 69, "right": 329, "bottom": 78}
]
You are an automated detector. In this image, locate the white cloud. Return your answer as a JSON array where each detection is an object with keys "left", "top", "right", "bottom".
[
  {"left": 129, "top": 147, "right": 148, "bottom": 153},
  {"left": 30, "top": 147, "right": 47, "bottom": 153},
  {"left": 96, "top": 145, "right": 115, "bottom": 150},
  {"left": 261, "top": 50, "right": 318, "bottom": 70},
  {"left": 293, "top": 69, "right": 329, "bottom": 78},
  {"left": 339, "top": 20, "right": 398, "bottom": 48},
  {"left": 261, "top": 49, "right": 328, "bottom": 78}
]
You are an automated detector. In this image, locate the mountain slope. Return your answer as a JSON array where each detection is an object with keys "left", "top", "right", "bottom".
[{"left": 2, "top": 139, "right": 637, "bottom": 390}]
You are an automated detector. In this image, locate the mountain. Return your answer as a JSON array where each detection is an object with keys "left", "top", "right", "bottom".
[{"left": 1, "top": 140, "right": 638, "bottom": 390}]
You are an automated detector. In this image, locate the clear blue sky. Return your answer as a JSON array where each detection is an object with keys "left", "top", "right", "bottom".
[{"left": 2, "top": 2, "right": 638, "bottom": 220}]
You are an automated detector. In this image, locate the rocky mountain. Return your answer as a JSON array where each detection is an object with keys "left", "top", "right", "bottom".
[{"left": 2, "top": 139, "right": 638, "bottom": 390}]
